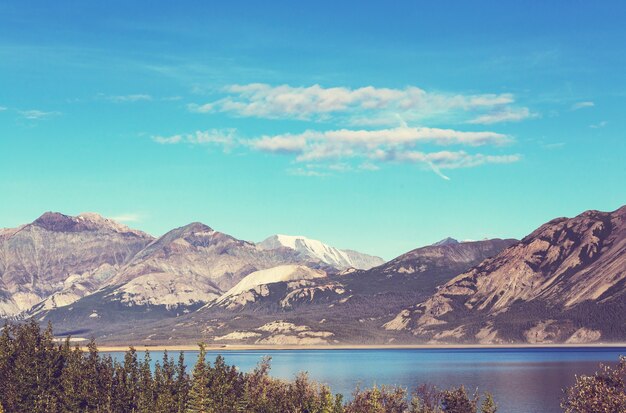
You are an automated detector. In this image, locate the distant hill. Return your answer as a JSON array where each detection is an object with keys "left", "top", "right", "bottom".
[{"left": 385, "top": 206, "right": 626, "bottom": 344}]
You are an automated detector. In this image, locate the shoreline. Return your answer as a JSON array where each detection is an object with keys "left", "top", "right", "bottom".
[{"left": 92, "top": 343, "right": 626, "bottom": 352}]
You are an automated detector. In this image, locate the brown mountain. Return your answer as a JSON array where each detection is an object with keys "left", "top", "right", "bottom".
[
  {"left": 340, "top": 238, "right": 518, "bottom": 297},
  {"left": 385, "top": 206, "right": 626, "bottom": 344},
  {"left": 102, "top": 222, "right": 316, "bottom": 309},
  {"left": 0, "top": 212, "right": 154, "bottom": 316}
]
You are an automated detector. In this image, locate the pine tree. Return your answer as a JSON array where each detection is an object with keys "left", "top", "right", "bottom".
[
  {"left": 138, "top": 350, "right": 155, "bottom": 412},
  {"left": 480, "top": 393, "right": 497, "bottom": 413},
  {"left": 97, "top": 355, "right": 116, "bottom": 413},
  {"left": 186, "top": 343, "right": 211, "bottom": 413},
  {"left": 155, "top": 350, "right": 179, "bottom": 413},
  {"left": 122, "top": 347, "right": 141, "bottom": 412},
  {"left": 176, "top": 351, "right": 189, "bottom": 413}
]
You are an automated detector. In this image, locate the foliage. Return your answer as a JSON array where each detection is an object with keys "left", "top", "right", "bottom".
[
  {"left": 561, "top": 355, "right": 626, "bottom": 413},
  {"left": 0, "top": 321, "right": 507, "bottom": 413},
  {"left": 480, "top": 393, "right": 496, "bottom": 413}
]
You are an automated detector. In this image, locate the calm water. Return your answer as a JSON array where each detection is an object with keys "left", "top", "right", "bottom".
[{"left": 105, "top": 348, "right": 625, "bottom": 413}]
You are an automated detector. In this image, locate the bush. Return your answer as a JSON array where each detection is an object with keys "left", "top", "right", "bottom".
[{"left": 561, "top": 356, "right": 626, "bottom": 413}]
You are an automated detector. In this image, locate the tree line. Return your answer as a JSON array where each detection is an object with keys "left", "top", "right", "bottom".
[{"left": 0, "top": 321, "right": 623, "bottom": 412}]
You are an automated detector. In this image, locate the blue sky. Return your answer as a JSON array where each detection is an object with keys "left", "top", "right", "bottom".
[{"left": 1, "top": 1, "right": 624, "bottom": 259}]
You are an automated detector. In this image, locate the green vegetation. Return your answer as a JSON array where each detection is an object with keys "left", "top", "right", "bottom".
[
  {"left": 561, "top": 355, "right": 626, "bottom": 413},
  {"left": 3, "top": 321, "right": 613, "bottom": 412}
]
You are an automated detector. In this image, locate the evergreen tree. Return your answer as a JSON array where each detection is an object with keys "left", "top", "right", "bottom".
[
  {"left": 0, "top": 321, "right": 513, "bottom": 413},
  {"left": 138, "top": 350, "right": 155, "bottom": 412},
  {"left": 441, "top": 386, "right": 477, "bottom": 413},
  {"left": 175, "top": 351, "right": 190, "bottom": 413},
  {"left": 480, "top": 393, "right": 497, "bottom": 413},
  {"left": 186, "top": 343, "right": 211, "bottom": 413},
  {"left": 206, "top": 354, "right": 243, "bottom": 412},
  {"left": 97, "top": 354, "right": 116, "bottom": 413},
  {"left": 122, "top": 346, "right": 141, "bottom": 412}
]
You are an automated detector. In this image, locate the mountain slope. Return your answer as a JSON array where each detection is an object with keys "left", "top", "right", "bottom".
[
  {"left": 385, "top": 206, "right": 626, "bottom": 343},
  {"left": 0, "top": 212, "right": 154, "bottom": 316},
  {"left": 341, "top": 238, "right": 518, "bottom": 296},
  {"left": 208, "top": 264, "right": 344, "bottom": 311},
  {"left": 56, "top": 223, "right": 318, "bottom": 311},
  {"left": 258, "top": 234, "right": 384, "bottom": 270}
]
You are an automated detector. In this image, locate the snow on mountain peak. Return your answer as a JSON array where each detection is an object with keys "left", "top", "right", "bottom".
[{"left": 258, "top": 234, "right": 384, "bottom": 270}]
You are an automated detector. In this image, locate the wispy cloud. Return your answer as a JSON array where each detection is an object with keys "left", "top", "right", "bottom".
[
  {"left": 0, "top": 106, "right": 7, "bottom": 112},
  {"left": 468, "top": 107, "right": 535, "bottom": 124},
  {"left": 161, "top": 83, "right": 527, "bottom": 178},
  {"left": 386, "top": 150, "right": 521, "bottom": 169},
  {"left": 359, "top": 162, "right": 380, "bottom": 171},
  {"left": 542, "top": 142, "right": 565, "bottom": 150},
  {"left": 152, "top": 129, "right": 236, "bottom": 149},
  {"left": 153, "top": 125, "right": 519, "bottom": 179},
  {"left": 589, "top": 121, "right": 607, "bottom": 129},
  {"left": 572, "top": 101, "right": 594, "bottom": 110},
  {"left": 249, "top": 126, "right": 511, "bottom": 162},
  {"left": 189, "top": 83, "right": 528, "bottom": 126},
  {"left": 103, "top": 94, "right": 153, "bottom": 103},
  {"left": 19, "top": 109, "right": 61, "bottom": 120}
]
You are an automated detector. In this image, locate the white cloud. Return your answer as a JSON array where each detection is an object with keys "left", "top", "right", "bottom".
[
  {"left": 468, "top": 107, "right": 535, "bottom": 124},
  {"left": 161, "top": 83, "right": 528, "bottom": 179},
  {"left": 19, "top": 110, "right": 61, "bottom": 120},
  {"left": 250, "top": 126, "right": 511, "bottom": 162},
  {"left": 153, "top": 124, "right": 519, "bottom": 178},
  {"left": 105, "top": 94, "right": 153, "bottom": 103},
  {"left": 359, "top": 162, "right": 380, "bottom": 171},
  {"left": 153, "top": 135, "right": 183, "bottom": 144},
  {"left": 152, "top": 129, "right": 236, "bottom": 148},
  {"left": 250, "top": 134, "right": 307, "bottom": 153},
  {"left": 189, "top": 83, "right": 522, "bottom": 126},
  {"left": 246, "top": 126, "right": 519, "bottom": 178},
  {"left": 572, "top": 101, "right": 594, "bottom": 110},
  {"left": 382, "top": 151, "right": 521, "bottom": 180},
  {"left": 386, "top": 150, "right": 521, "bottom": 169},
  {"left": 0, "top": 106, "right": 7, "bottom": 111},
  {"left": 589, "top": 121, "right": 607, "bottom": 129}
]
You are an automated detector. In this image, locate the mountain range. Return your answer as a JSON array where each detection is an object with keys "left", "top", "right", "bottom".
[{"left": 1, "top": 206, "right": 624, "bottom": 345}]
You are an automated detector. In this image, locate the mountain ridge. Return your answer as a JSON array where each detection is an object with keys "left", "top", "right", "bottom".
[
  {"left": 258, "top": 234, "right": 384, "bottom": 270},
  {"left": 384, "top": 205, "right": 626, "bottom": 344},
  {"left": 1, "top": 206, "right": 624, "bottom": 346}
]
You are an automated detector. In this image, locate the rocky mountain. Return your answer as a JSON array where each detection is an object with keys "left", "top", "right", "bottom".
[
  {"left": 431, "top": 237, "right": 460, "bottom": 246},
  {"left": 0, "top": 212, "right": 154, "bottom": 317},
  {"left": 209, "top": 264, "right": 345, "bottom": 311},
  {"left": 385, "top": 206, "right": 626, "bottom": 344},
  {"left": 340, "top": 238, "right": 518, "bottom": 297},
  {"left": 169, "top": 237, "right": 518, "bottom": 347},
  {"left": 2, "top": 207, "right": 624, "bottom": 346},
  {"left": 102, "top": 223, "right": 313, "bottom": 309},
  {"left": 259, "top": 234, "right": 384, "bottom": 270}
]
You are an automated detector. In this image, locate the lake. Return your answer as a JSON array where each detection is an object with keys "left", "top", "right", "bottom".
[{"left": 104, "top": 347, "right": 625, "bottom": 413}]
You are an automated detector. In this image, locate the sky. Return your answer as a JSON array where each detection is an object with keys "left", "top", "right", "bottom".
[{"left": 1, "top": 1, "right": 625, "bottom": 259}]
